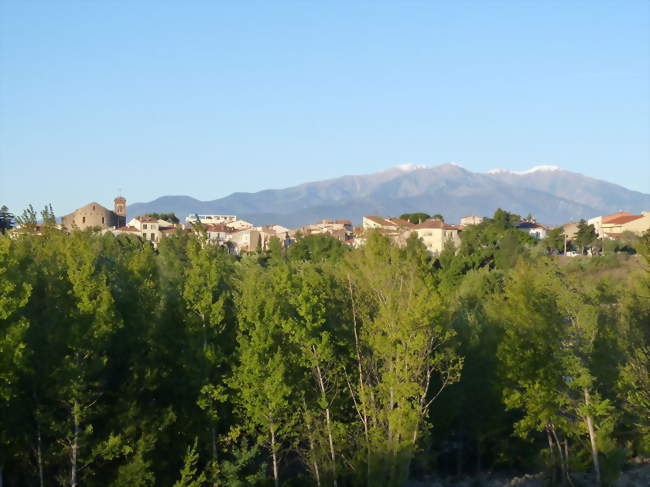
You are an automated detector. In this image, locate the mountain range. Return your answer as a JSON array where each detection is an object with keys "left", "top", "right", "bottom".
[{"left": 126, "top": 164, "right": 650, "bottom": 227}]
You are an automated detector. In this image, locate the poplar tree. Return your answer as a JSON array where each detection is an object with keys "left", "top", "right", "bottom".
[
  {"left": 182, "top": 234, "right": 233, "bottom": 464},
  {"left": 346, "top": 232, "right": 462, "bottom": 486},
  {"left": 0, "top": 236, "right": 31, "bottom": 485},
  {"left": 59, "top": 232, "right": 123, "bottom": 486},
  {"left": 231, "top": 263, "right": 298, "bottom": 487},
  {"left": 496, "top": 260, "right": 614, "bottom": 484}
]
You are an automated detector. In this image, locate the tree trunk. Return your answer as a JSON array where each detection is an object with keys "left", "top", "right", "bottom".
[
  {"left": 270, "top": 425, "right": 279, "bottom": 487},
  {"left": 303, "top": 404, "right": 322, "bottom": 487},
  {"left": 347, "top": 276, "right": 371, "bottom": 485},
  {"left": 583, "top": 389, "right": 601, "bottom": 485},
  {"left": 211, "top": 427, "right": 216, "bottom": 462},
  {"left": 71, "top": 399, "right": 80, "bottom": 487},
  {"left": 476, "top": 434, "right": 481, "bottom": 474},
  {"left": 314, "top": 356, "right": 337, "bottom": 487},
  {"left": 546, "top": 428, "right": 557, "bottom": 485},
  {"left": 550, "top": 425, "right": 567, "bottom": 484},
  {"left": 37, "top": 422, "right": 44, "bottom": 487}
]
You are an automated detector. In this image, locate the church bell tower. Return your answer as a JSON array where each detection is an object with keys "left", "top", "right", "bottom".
[{"left": 114, "top": 196, "right": 126, "bottom": 227}]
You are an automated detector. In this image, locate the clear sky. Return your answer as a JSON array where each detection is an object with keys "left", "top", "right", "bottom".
[{"left": 1, "top": 1, "right": 649, "bottom": 216}]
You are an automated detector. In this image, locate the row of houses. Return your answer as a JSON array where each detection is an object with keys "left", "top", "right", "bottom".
[{"left": 44, "top": 197, "right": 650, "bottom": 256}]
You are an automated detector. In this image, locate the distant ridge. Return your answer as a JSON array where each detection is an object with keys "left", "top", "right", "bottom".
[{"left": 127, "top": 164, "right": 650, "bottom": 227}]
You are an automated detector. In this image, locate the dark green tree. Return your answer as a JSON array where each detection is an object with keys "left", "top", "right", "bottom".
[
  {"left": 399, "top": 213, "right": 430, "bottom": 224},
  {"left": 575, "top": 219, "right": 598, "bottom": 255},
  {"left": 0, "top": 206, "right": 15, "bottom": 233}
]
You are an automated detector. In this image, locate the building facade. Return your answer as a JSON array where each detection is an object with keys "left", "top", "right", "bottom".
[{"left": 61, "top": 197, "right": 126, "bottom": 230}]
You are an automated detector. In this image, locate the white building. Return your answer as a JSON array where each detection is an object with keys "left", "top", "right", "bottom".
[
  {"left": 186, "top": 214, "right": 238, "bottom": 224},
  {"left": 460, "top": 215, "right": 483, "bottom": 226}
]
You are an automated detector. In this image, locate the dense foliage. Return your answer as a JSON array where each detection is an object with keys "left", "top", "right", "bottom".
[{"left": 0, "top": 211, "right": 648, "bottom": 486}]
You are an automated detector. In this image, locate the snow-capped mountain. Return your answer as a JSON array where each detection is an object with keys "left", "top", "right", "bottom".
[{"left": 127, "top": 164, "right": 650, "bottom": 227}]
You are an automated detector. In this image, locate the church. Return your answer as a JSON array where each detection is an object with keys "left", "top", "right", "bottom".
[{"left": 61, "top": 196, "right": 126, "bottom": 230}]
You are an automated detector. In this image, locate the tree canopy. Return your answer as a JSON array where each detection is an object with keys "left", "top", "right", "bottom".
[{"left": 0, "top": 209, "right": 647, "bottom": 486}]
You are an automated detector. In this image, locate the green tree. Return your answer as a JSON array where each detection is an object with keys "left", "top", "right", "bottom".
[
  {"left": 575, "top": 219, "right": 598, "bottom": 255},
  {"left": 182, "top": 233, "right": 233, "bottom": 462},
  {"left": 495, "top": 260, "right": 614, "bottom": 484},
  {"left": 15, "top": 204, "right": 38, "bottom": 231},
  {"left": 541, "top": 227, "right": 565, "bottom": 254},
  {"left": 144, "top": 212, "right": 180, "bottom": 224},
  {"left": 173, "top": 439, "right": 207, "bottom": 487},
  {"left": 399, "top": 213, "right": 430, "bottom": 224},
  {"left": 346, "top": 232, "right": 462, "bottom": 485},
  {"left": 0, "top": 236, "right": 31, "bottom": 485},
  {"left": 231, "top": 263, "right": 298, "bottom": 487},
  {"left": 0, "top": 206, "right": 15, "bottom": 234}
]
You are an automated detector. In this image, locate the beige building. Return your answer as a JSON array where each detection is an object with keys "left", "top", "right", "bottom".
[
  {"left": 294, "top": 219, "right": 354, "bottom": 242},
  {"left": 128, "top": 217, "right": 163, "bottom": 243},
  {"left": 562, "top": 221, "right": 580, "bottom": 241},
  {"left": 229, "top": 228, "right": 264, "bottom": 253},
  {"left": 460, "top": 215, "right": 483, "bottom": 226},
  {"left": 61, "top": 197, "right": 126, "bottom": 230},
  {"left": 588, "top": 212, "right": 635, "bottom": 238},
  {"left": 601, "top": 212, "right": 650, "bottom": 238},
  {"left": 362, "top": 216, "right": 413, "bottom": 231},
  {"left": 403, "top": 219, "right": 462, "bottom": 255}
]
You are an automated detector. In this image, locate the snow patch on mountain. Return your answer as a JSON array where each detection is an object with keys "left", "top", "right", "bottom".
[
  {"left": 487, "top": 165, "right": 562, "bottom": 175},
  {"left": 394, "top": 163, "right": 428, "bottom": 172}
]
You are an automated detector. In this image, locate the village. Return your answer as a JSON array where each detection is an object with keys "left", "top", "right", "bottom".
[{"left": 18, "top": 196, "right": 650, "bottom": 256}]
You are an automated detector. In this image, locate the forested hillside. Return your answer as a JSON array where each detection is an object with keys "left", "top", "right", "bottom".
[{"left": 1, "top": 215, "right": 648, "bottom": 486}]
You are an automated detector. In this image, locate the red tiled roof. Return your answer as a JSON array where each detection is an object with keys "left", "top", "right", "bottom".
[
  {"left": 387, "top": 217, "right": 414, "bottom": 227},
  {"left": 336, "top": 219, "right": 352, "bottom": 225},
  {"left": 364, "top": 216, "right": 391, "bottom": 225},
  {"left": 602, "top": 212, "right": 633, "bottom": 223},
  {"left": 412, "top": 219, "right": 461, "bottom": 231},
  {"left": 413, "top": 219, "right": 445, "bottom": 229},
  {"left": 136, "top": 216, "right": 158, "bottom": 223},
  {"left": 604, "top": 214, "right": 643, "bottom": 225},
  {"left": 205, "top": 224, "right": 234, "bottom": 232},
  {"left": 115, "top": 226, "right": 139, "bottom": 232}
]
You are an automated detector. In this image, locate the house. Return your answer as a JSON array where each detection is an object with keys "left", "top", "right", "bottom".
[
  {"left": 127, "top": 217, "right": 161, "bottom": 243},
  {"left": 358, "top": 216, "right": 414, "bottom": 247},
  {"left": 186, "top": 214, "right": 237, "bottom": 224},
  {"left": 61, "top": 197, "right": 126, "bottom": 230},
  {"left": 293, "top": 219, "right": 354, "bottom": 243},
  {"left": 185, "top": 214, "right": 253, "bottom": 230},
  {"left": 363, "top": 216, "right": 396, "bottom": 230},
  {"left": 109, "top": 226, "right": 140, "bottom": 238},
  {"left": 229, "top": 228, "right": 265, "bottom": 253},
  {"left": 514, "top": 220, "right": 549, "bottom": 240},
  {"left": 403, "top": 218, "right": 462, "bottom": 255},
  {"left": 460, "top": 215, "right": 483, "bottom": 226},
  {"left": 588, "top": 212, "right": 634, "bottom": 238},
  {"left": 362, "top": 216, "right": 414, "bottom": 231},
  {"left": 125, "top": 217, "right": 178, "bottom": 244},
  {"left": 562, "top": 221, "right": 581, "bottom": 241},
  {"left": 600, "top": 212, "right": 650, "bottom": 238}
]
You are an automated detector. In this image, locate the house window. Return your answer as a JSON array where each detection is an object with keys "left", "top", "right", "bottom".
[
  {"left": 93, "top": 205, "right": 95, "bottom": 210},
  {"left": 102, "top": 217, "right": 105, "bottom": 224},
  {"left": 82, "top": 217, "right": 86, "bottom": 223},
  {"left": 143, "top": 224, "right": 147, "bottom": 230},
  {"left": 151, "top": 233, "right": 156, "bottom": 241}
]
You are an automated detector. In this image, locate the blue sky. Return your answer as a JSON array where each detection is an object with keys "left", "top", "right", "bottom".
[{"left": 1, "top": 1, "right": 649, "bottom": 216}]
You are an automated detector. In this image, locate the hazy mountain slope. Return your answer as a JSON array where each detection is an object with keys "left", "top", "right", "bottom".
[
  {"left": 126, "top": 164, "right": 650, "bottom": 227},
  {"left": 486, "top": 166, "right": 650, "bottom": 212}
]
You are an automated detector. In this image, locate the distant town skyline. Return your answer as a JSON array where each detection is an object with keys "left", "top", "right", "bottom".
[{"left": 1, "top": 1, "right": 648, "bottom": 216}]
